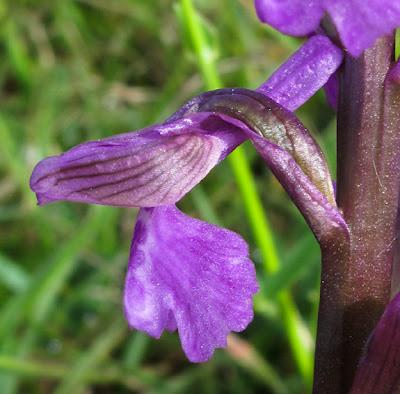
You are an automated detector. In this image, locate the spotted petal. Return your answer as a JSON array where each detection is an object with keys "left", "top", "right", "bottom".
[
  {"left": 30, "top": 113, "right": 244, "bottom": 207},
  {"left": 123, "top": 205, "right": 258, "bottom": 362}
]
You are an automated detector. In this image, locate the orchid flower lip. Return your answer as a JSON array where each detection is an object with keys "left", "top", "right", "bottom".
[{"left": 123, "top": 205, "right": 259, "bottom": 362}]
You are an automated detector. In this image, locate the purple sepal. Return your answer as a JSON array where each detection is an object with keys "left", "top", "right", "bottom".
[
  {"left": 123, "top": 205, "right": 258, "bottom": 362},
  {"left": 257, "top": 35, "right": 343, "bottom": 111},
  {"left": 325, "top": 0, "right": 400, "bottom": 57},
  {"left": 254, "top": 0, "right": 323, "bottom": 36},
  {"left": 350, "top": 292, "right": 400, "bottom": 394},
  {"left": 255, "top": 0, "right": 400, "bottom": 57},
  {"left": 30, "top": 113, "right": 244, "bottom": 208}
]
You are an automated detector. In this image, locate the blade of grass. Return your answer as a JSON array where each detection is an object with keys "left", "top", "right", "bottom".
[
  {"left": 0, "top": 206, "right": 116, "bottom": 394},
  {"left": 2, "top": 19, "right": 32, "bottom": 88},
  {"left": 0, "top": 116, "right": 34, "bottom": 204},
  {"left": 147, "top": 365, "right": 211, "bottom": 394},
  {"left": 27, "top": 206, "right": 114, "bottom": 323},
  {"left": 0, "top": 355, "right": 158, "bottom": 391},
  {"left": 265, "top": 234, "right": 319, "bottom": 299},
  {"left": 226, "top": 334, "right": 287, "bottom": 394},
  {"left": 123, "top": 332, "right": 150, "bottom": 370},
  {"left": 54, "top": 318, "right": 127, "bottom": 394},
  {"left": 179, "top": 0, "right": 313, "bottom": 386},
  {"left": 0, "top": 253, "right": 30, "bottom": 293}
]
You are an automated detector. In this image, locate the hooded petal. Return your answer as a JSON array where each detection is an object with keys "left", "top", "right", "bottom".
[
  {"left": 168, "top": 88, "right": 347, "bottom": 242},
  {"left": 257, "top": 35, "right": 343, "bottom": 111},
  {"left": 255, "top": 0, "right": 324, "bottom": 36},
  {"left": 123, "top": 205, "right": 258, "bottom": 362},
  {"left": 246, "top": 132, "right": 348, "bottom": 243},
  {"left": 324, "top": 0, "right": 400, "bottom": 57},
  {"left": 350, "top": 292, "right": 400, "bottom": 394},
  {"left": 171, "top": 89, "right": 336, "bottom": 205},
  {"left": 30, "top": 113, "right": 244, "bottom": 207}
]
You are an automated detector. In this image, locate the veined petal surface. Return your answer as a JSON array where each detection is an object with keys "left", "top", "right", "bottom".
[
  {"left": 123, "top": 205, "right": 258, "bottom": 362},
  {"left": 30, "top": 113, "right": 244, "bottom": 207}
]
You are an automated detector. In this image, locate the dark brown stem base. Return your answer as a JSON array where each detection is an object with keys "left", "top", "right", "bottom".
[{"left": 313, "top": 36, "right": 400, "bottom": 394}]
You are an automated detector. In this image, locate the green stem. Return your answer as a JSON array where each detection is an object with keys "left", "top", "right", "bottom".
[{"left": 180, "top": 0, "right": 313, "bottom": 386}]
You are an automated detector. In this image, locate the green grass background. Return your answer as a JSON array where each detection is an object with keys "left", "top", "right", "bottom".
[{"left": 0, "top": 0, "right": 336, "bottom": 393}]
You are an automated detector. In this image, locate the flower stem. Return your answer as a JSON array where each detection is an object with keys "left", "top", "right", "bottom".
[
  {"left": 314, "top": 35, "right": 400, "bottom": 393},
  {"left": 180, "top": 0, "right": 313, "bottom": 386}
]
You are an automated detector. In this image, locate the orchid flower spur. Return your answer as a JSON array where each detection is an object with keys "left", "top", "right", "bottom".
[
  {"left": 255, "top": 0, "right": 400, "bottom": 57},
  {"left": 30, "top": 36, "right": 343, "bottom": 363}
]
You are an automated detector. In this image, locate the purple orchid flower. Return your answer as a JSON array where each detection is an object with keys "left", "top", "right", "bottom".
[
  {"left": 255, "top": 0, "right": 400, "bottom": 57},
  {"left": 30, "top": 36, "right": 343, "bottom": 362}
]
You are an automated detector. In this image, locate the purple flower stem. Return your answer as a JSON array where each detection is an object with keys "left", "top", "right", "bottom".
[{"left": 313, "top": 35, "right": 400, "bottom": 393}]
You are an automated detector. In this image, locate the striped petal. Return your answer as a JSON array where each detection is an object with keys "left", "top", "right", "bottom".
[
  {"left": 30, "top": 113, "right": 244, "bottom": 208},
  {"left": 123, "top": 205, "right": 258, "bottom": 362}
]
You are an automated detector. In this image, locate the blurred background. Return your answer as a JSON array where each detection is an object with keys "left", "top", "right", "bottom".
[{"left": 0, "top": 0, "right": 337, "bottom": 393}]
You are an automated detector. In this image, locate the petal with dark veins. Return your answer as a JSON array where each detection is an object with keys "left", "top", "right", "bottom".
[{"left": 30, "top": 113, "right": 244, "bottom": 207}]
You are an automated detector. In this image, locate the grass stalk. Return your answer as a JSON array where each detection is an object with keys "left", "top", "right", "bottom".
[{"left": 180, "top": 0, "right": 313, "bottom": 385}]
